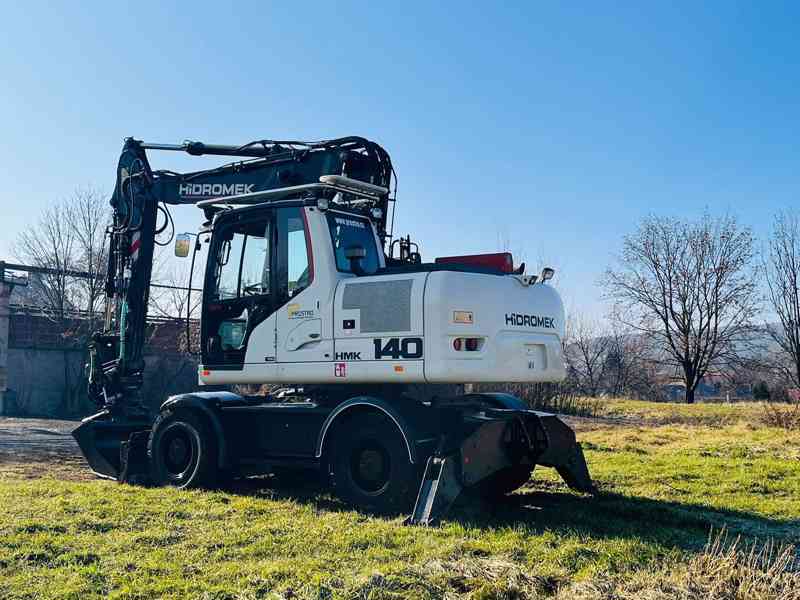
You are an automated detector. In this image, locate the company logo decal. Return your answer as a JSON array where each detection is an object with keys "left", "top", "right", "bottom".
[
  {"left": 179, "top": 183, "right": 255, "bottom": 197},
  {"left": 335, "top": 351, "right": 362, "bottom": 361},
  {"left": 505, "top": 313, "right": 556, "bottom": 329},
  {"left": 334, "top": 217, "right": 366, "bottom": 229},
  {"left": 287, "top": 304, "right": 315, "bottom": 319}
]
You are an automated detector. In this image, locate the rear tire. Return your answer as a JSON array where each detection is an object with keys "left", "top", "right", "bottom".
[
  {"left": 330, "top": 412, "right": 417, "bottom": 513},
  {"left": 148, "top": 410, "right": 218, "bottom": 489}
]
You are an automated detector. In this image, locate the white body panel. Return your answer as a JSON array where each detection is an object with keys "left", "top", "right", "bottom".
[
  {"left": 329, "top": 271, "right": 428, "bottom": 383},
  {"left": 423, "top": 271, "right": 566, "bottom": 383},
  {"left": 199, "top": 206, "right": 566, "bottom": 386}
]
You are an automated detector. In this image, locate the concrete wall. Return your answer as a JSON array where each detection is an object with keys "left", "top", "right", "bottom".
[
  {"left": 3, "top": 347, "right": 201, "bottom": 418},
  {"left": 5, "top": 347, "right": 84, "bottom": 416},
  {"left": 0, "top": 282, "right": 10, "bottom": 414}
]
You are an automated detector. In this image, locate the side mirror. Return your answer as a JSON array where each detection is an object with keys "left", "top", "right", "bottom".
[
  {"left": 175, "top": 233, "right": 192, "bottom": 258},
  {"left": 344, "top": 245, "right": 367, "bottom": 275}
]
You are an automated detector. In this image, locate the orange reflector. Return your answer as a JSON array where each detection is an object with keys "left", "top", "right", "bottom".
[{"left": 394, "top": 365, "right": 404, "bottom": 372}]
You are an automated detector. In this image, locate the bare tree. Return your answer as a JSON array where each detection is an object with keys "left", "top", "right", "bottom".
[
  {"left": 13, "top": 188, "right": 109, "bottom": 323},
  {"left": 13, "top": 201, "right": 78, "bottom": 320},
  {"left": 149, "top": 249, "right": 198, "bottom": 320},
  {"left": 603, "top": 317, "right": 655, "bottom": 398},
  {"left": 64, "top": 188, "right": 109, "bottom": 329},
  {"left": 602, "top": 213, "right": 760, "bottom": 404},
  {"left": 764, "top": 210, "right": 800, "bottom": 388},
  {"left": 564, "top": 313, "right": 610, "bottom": 397}
]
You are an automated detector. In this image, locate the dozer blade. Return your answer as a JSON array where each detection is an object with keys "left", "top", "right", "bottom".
[
  {"left": 407, "top": 410, "right": 593, "bottom": 526},
  {"left": 72, "top": 410, "right": 150, "bottom": 482}
]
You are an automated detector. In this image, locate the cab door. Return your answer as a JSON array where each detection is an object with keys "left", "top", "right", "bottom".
[
  {"left": 201, "top": 209, "right": 276, "bottom": 369},
  {"left": 275, "top": 207, "right": 332, "bottom": 366}
]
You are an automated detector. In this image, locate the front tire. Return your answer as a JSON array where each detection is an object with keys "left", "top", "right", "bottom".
[
  {"left": 330, "top": 412, "right": 417, "bottom": 513},
  {"left": 148, "top": 410, "right": 218, "bottom": 488}
]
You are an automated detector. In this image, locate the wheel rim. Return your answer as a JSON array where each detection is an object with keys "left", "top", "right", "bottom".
[
  {"left": 350, "top": 441, "right": 391, "bottom": 495},
  {"left": 162, "top": 427, "right": 194, "bottom": 479}
]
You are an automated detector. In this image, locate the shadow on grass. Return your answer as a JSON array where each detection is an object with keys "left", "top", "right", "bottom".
[
  {"left": 456, "top": 487, "right": 799, "bottom": 547},
  {"left": 222, "top": 474, "right": 799, "bottom": 550},
  {"left": 224, "top": 471, "right": 348, "bottom": 514}
]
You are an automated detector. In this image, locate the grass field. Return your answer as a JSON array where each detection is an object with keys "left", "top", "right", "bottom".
[{"left": 1, "top": 399, "right": 799, "bottom": 599}]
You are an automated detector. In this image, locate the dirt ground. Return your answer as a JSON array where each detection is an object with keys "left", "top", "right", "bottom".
[{"left": 0, "top": 417, "right": 92, "bottom": 480}]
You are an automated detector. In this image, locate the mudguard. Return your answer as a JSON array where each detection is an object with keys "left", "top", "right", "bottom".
[
  {"left": 315, "top": 395, "right": 422, "bottom": 464},
  {"left": 159, "top": 391, "right": 242, "bottom": 469}
]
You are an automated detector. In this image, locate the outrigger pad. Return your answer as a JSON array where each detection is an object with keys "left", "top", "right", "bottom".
[{"left": 534, "top": 413, "right": 595, "bottom": 493}]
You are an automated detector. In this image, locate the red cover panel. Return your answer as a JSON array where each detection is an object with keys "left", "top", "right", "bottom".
[{"left": 435, "top": 252, "right": 514, "bottom": 273}]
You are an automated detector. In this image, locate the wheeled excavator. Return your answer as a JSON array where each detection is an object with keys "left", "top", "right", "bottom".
[{"left": 72, "top": 136, "right": 593, "bottom": 525}]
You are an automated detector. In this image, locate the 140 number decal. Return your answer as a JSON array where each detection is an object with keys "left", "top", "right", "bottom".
[{"left": 373, "top": 337, "right": 423, "bottom": 359}]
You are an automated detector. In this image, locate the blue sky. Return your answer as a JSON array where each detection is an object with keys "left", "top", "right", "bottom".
[{"left": 1, "top": 2, "right": 798, "bottom": 316}]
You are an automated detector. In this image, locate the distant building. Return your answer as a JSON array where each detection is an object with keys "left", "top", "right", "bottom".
[{"left": 660, "top": 371, "right": 753, "bottom": 402}]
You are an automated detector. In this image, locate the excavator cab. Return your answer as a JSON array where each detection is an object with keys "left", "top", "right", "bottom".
[{"left": 197, "top": 202, "right": 323, "bottom": 370}]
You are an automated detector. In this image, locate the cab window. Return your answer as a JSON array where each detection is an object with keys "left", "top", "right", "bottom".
[
  {"left": 278, "top": 207, "right": 312, "bottom": 299},
  {"left": 213, "top": 219, "right": 271, "bottom": 300},
  {"left": 327, "top": 212, "right": 379, "bottom": 274}
]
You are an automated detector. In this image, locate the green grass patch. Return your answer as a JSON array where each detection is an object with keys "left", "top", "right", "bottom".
[
  {"left": 1, "top": 405, "right": 799, "bottom": 599},
  {"left": 594, "top": 397, "right": 769, "bottom": 426}
]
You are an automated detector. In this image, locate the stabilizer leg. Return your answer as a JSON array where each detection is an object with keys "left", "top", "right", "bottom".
[
  {"left": 406, "top": 417, "right": 532, "bottom": 526},
  {"left": 407, "top": 455, "right": 463, "bottom": 526},
  {"left": 118, "top": 430, "right": 151, "bottom": 485}
]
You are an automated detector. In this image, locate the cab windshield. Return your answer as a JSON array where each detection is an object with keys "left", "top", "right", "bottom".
[{"left": 327, "top": 212, "right": 380, "bottom": 274}]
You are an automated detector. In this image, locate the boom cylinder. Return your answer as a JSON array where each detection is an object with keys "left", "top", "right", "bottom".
[{"left": 140, "top": 141, "right": 290, "bottom": 158}]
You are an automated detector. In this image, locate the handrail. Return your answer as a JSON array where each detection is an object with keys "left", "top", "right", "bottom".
[{"left": 196, "top": 176, "right": 389, "bottom": 208}]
